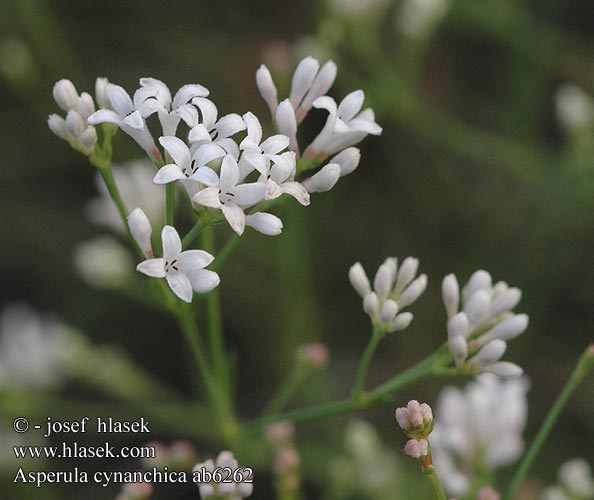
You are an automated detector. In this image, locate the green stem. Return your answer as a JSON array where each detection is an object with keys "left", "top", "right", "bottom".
[
  {"left": 247, "top": 352, "right": 438, "bottom": 431},
  {"left": 425, "top": 466, "right": 447, "bottom": 500},
  {"left": 351, "top": 327, "right": 384, "bottom": 402},
  {"left": 200, "top": 225, "right": 234, "bottom": 414},
  {"left": 505, "top": 345, "right": 594, "bottom": 500},
  {"left": 211, "top": 233, "right": 241, "bottom": 271},
  {"left": 165, "top": 183, "right": 175, "bottom": 226},
  {"left": 182, "top": 219, "right": 206, "bottom": 249},
  {"left": 263, "top": 367, "right": 308, "bottom": 416}
]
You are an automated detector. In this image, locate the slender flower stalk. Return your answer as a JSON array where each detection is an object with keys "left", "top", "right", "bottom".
[{"left": 505, "top": 344, "right": 594, "bottom": 500}]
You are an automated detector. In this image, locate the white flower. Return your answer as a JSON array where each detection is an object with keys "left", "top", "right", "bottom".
[
  {"left": 431, "top": 374, "right": 529, "bottom": 497},
  {"left": 303, "top": 91, "right": 382, "bottom": 161},
  {"left": 136, "top": 226, "right": 219, "bottom": 303},
  {"left": 136, "top": 77, "right": 209, "bottom": 136},
  {"left": 192, "top": 155, "right": 268, "bottom": 235},
  {"left": 349, "top": 257, "right": 426, "bottom": 333},
  {"left": 188, "top": 98, "right": 246, "bottom": 158},
  {"left": 194, "top": 451, "right": 253, "bottom": 499},
  {"left": 73, "top": 236, "right": 133, "bottom": 288},
  {"left": 153, "top": 136, "right": 221, "bottom": 189},
  {"left": 48, "top": 79, "right": 97, "bottom": 155},
  {"left": 86, "top": 160, "right": 165, "bottom": 234},
  {"left": 127, "top": 208, "right": 153, "bottom": 258},
  {"left": 442, "top": 270, "right": 527, "bottom": 377},
  {"left": 87, "top": 83, "right": 160, "bottom": 161},
  {"left": 0, "top": 304, "right": 73, "bottom": 388}
]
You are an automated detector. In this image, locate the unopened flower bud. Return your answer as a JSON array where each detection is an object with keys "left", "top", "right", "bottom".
[
  {"left": 442, "top": 273, "right": 460, "bottom": 318},
  {"left": 363, "top": 292, "right": 379, "bottom": 317},
  {"left": 404, "top": 438, "right": 429, "bottom": 459},
  {"left": 449, "top": 334, "right": 468, "bottom": 364},
  {"left": 265, "top": 421, "right": 295, "bottom": 444},
  {"left": 95, "top": 77, "right": 111, "bottom": 109},
  {"left": 256, "top": 64, "right": 278, "bottom": 114},
  {"left": 127, "top": 208, "right": 153, "bottom": 258},
  {"left": 76, "top": 92, "right": 95, "bottom": 119},
  {"left": 298, "top": 60, "right": 337, "bottom": 120},
  {"left": 65, "top": 110, "right": 85, "bottom": 137},
  {"left": 275, "top": 99, "right": 298, "bottom": 153},
  {"left": 394, "top": 257, "right": 419, "bottom": 295},
  {"left": 349, "top": 262, "right": 371, "bottom": 297},
  {"left": 559, "top": 458, "right": 594, "bottom": 498},
  {"left": 397, "top": 274, "right": 427, "bottom": 308},
  {"left": 329, "top": 147, "right": 360, "bottom": 176},
  {"left": 380, "top": 299, "right": 399, "bottom": 323},
  {"left": 462, "top": 270, "right": 492, "bottom": 303},
  {"left": 297, "top": 342, "right": 329, "bottom": 369},
  {"left": 485, "top": 361, "right": 523, "bottom": 378},
  {"left": 53, "top": 79, "right": 78, "bottom": 111},
  {"left": 476, "top": 314, "right": 529, "bottom": 347},
  {"left": 48, "top": 113, "right": 67, "bottom": 139},
  {"left": 489, "top": 287, "right": 521, "bottom": 317},
  {"left": 289, "top": 56, "right": 319, "bottom": 108},
  {"left": 395, "top": 400, "right": 434, "bottom": 438},
  {"left": 464, "top": 289, "right": 491, "bottom": 328},
  {"left": 245, "top": 212, "right": 283, "bottom": 236},
  {"left": 302, "top": 163, "right": 340, "bottom": 193},
  {"left": 274, "top": 446, "right": 300, "bottom": 474},
  {"left": 79, "top": 126, "right": 97, "bottom": 152},
  {"left": 374, "top": 258, "right": 397, "bottom": 298},
  {"left": 389, "top": 312, "right": 413, "bottom": 332},
  {"left": 470, "top": 339, "right": 507, "bottom": 368},
  {"left": 447, "top": 312, "right": 469, "bottom": 339}
]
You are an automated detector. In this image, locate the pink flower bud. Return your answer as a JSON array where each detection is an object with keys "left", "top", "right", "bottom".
[
  {"left": 404, "top": 438, "right": 429, "bottom": 459},
  {"left": 297, "top": 342, "right": 329, "bottom": 369},
  {"left": 265, "top": 421, "right": 295, "bottom": 444}
]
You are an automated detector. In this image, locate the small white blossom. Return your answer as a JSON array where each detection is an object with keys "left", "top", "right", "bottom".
[
  {"left": 48, "top": 79, "right": 97, "bottom": 155},
  {"left": 442, "top": 270, "right": 527, "bottom": 377},
  {"left": 194, "top": 451, "right": 253, "bottom": 499},
  {"left": 136, "top": 226, "right": 219, "bottom": 303},
  {"left": 192, "top": 155, "right": 268, "bottom": 235},
  {"left": 303, "top": 91, "right": 382, "bottom": 161},
  {"left": 555, "top": 84, "right": 594, "bottom": 132},
  {"left": 87, "top": 83, "right": 160, "bottom": 161},
  {"left": 431, "top": 374, "right": 529, "bottom": 497},
  {"left": 350, "top": 257, "right": 426, "bottom": 333}
]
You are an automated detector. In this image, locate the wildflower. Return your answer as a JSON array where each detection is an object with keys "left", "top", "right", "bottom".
[
  {"left": 395, "top": 400, "right": 434, "bottom": 439},
  {"left": 48, "top": 79, "right": 97, "bottom": 154},
  {"left": 136, "top": 77, "right": 209, "bottom": 136},
  {"left": 442, "top": 270, "right": 527, "bottom": 377},
  {"left": 431, "top": 374, "right": 529, "bottom": 497},
  {"left": 192, "top": 155, "right": 268, "bottom": 235},
  {"left": 87, "top": 83, "right": 160, "bottom": 161},
  {"left": 136, "top": 226, "right": 219, "bottom": 303},
  {"left": 194, "top": 451, "right": 253, "bottom": 499},
  {"left": 349, "top": 257, "right": 427, "bottom": 333},
  {"left": 302, "top": 91, "right": 382, "bottom": 162},
  {"left": 127, "top": 208, "right": 153, "bottom": 258},
  {"left": 73, "top": 236, "right": 133, "bottom": 287}
]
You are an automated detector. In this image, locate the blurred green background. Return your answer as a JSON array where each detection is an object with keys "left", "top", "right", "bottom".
[{"left": 1, "top": 0, "right": 593, "bottom": 499}]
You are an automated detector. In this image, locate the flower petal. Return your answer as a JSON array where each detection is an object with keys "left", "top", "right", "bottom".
[
  {"left": 222, "top": 204, "right": 245, "bottom": 235},
  {"left": 161, "top": 225, "right": 182, "bottom": 261},
  {"left": 153, "top": 164, "right": 185, "bottom": 184},
  {"left": 173, "top": 83, "right": 209, "bottom": 109},
  {"left": 282, "top": 181, "right": 311, "bottom": 206},
  {"left": 187, "top": 269, "right": 220, "bottom": 293},
  {"left": 136, "top": 258, "right": 166, "bottom": 278},
  {"left": 265, "top": 179, "right": 283, "bottom": 200},
  {"left": 165, "top": 270, "right": 193, "bottom": 303},
  {"left": 302, "top": 163, "right": 341, "bottom": 193},
  {"left": 193, "top": 143, "right": 226, "bottom": 167},
  {"left": 245, "top": 212, "right": 283, "bottom": 236},
  {"left": 122, "top": 110, "right": 144, "bottom": 130},
  {"left": 261, "top": 134, "right": 290, "bottom": 155},
  {"left": 177, "top": 249, "right": 215, "bottom": 272},
  {"left": 233, "top": 182, "right": 267, "bottom": 206},
  {"left": 175, "top": 103, "right": 199, "bottom": 127},
  {"left": 188, "top": 124, "right": 211, "bottom": 143},
  {"left": 158, "top": 136, "right": 190, "bottom": 167},
  {"left": 107, "top": 84, "right": 134, "bottom": 116},
  {"left": 241, "top": 111, "right": 263, "bottom": 149},
  {"left": 219, "top": 155, "right": 239, "bottom": 191},
  {"left": 214, "top": 113, "right": 246, "bottom": 138},
  {"left": 87, "top": 109, "right": 122, "bottom": 126},
  {"left": 338, "top": 90, "right": 365, "bottom": 122},
  {"left": 192, "top": 97, "right": 218, "bottom": 130},
  {"left": 191, "top": 166, "right": 219, "bottom": 187},
  {"left": 289, "top": 56, "right": 319, "bottom": 108},
  {"left": 192, "top": 187, "right": 221, "bottom": 208}
]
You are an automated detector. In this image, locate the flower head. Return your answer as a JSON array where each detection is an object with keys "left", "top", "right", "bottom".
[
  {"left": 349, "top": 257, "right": 427, "bottom": 333},
  {"left": 136, "top": 226, "right": 219, "bottom": 303},
  {"left": 395, "top": 400, "right": 434, "bottom": 439}
]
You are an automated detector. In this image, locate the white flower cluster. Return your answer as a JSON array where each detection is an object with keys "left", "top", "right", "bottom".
[
  {"left": 194, "top": 451, "right": 253, "bottom": 500},
  {"left": 49, "top": 58, "right": 381, "bottom": 302},
  {"left": 442, "top": 270, "right": 528, "bottom": 377},
  {"left": 430, "top": 374, "right": 529, "bottom": 497},
  {"left": 48, "top": 79, "right": 102, "bottom": 154},
  {"left": 541, "top": 459, "right": 594, "bottom": 500},
  {"left": 349, "top": 257, "right": 427, "bottom": 333},
  {"left": 257, "top": 56, "right": 382, "bottom": 193}
]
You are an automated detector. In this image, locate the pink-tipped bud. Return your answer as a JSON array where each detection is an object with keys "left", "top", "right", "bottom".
[
  {"left": 95, "top": 77, "right": 111, "bottom": 109},
  {"left": 404, "top": 438, "right": 428, "bottom": 459},
  {"left": 128, "top": 208, "right": 153, "bottom": 258},
  {"left": 265, "top": 421, "right": 295, "bottom": 444},
  {"left": 396, "top": 400, "right": 434, "bottom": 438},
  {"left": 297, "top": 342, "right": 329, "bottom": 369},
  {"left": 477, "top": 486, "right": 501, "bottom": 500}
]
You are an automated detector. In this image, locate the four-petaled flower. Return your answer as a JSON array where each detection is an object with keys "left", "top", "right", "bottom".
[{"left": 136, "top": 226, "right": 219, "bottom": 303}]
